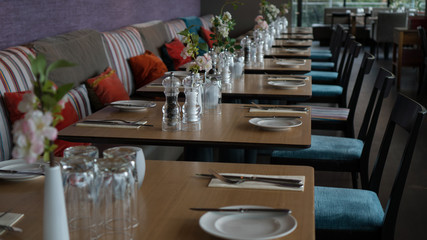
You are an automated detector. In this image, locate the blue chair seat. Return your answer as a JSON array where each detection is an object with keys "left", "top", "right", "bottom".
[
  {"left": 305, "top": 71, "right": 338, "bottom": 83},
  {"left": 312, "top": 84, "right": 343, "bottom": 97},
  {"left": 311, "top": 49, "right": 331, "bottom": 54},
  {"left": 315, "top": 186, "right": 384, "bottom": 231},
  {"left": 271, "top": 135, "right": 363, "bottom": 161},
  {"left": 311, "top": 61, "right": 334, "bottom": 70},
  {"left": 310, "top": 52, "right": 333, "bottom": 60}
]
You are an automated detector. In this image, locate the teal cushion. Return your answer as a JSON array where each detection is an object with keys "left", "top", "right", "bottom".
[
  {"left": 310, "top": 52, "right": 332, "bottom": 60},
  {"left": 311, "top": 49, "right": 331, "bottom": 54},
  {"left": 311, "top": 61, "right": 334, "bottom": 70},
  {"left": 305, "top": 71, "right": 338, "bottom": 83},
  {"left": 315, "top": 186, "right": 384, "bottom": 231},
  {"left": 181, "top": 16, "right": 207, "bottom": 55},
  {"left": 312, "top": 84, "right": 343, "bottom": 97},
  {"left": 271, "top": 135, "right": 363, "bottom": 160}
]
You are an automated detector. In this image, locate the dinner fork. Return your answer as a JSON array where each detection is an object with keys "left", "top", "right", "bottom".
[{"left": 208, "top": 169, "right": 303, "bottom": 188}]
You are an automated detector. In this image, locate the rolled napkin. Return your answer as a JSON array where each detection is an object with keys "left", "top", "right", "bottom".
[
  {"left": 208, "top": 173, "right": 305, "bottom": 191},
  {"left": 249, "top": 107, "right": 308, "bottom": 114},
  {"left": 0, "top": 212, "right": 24, "bottom": 235}
]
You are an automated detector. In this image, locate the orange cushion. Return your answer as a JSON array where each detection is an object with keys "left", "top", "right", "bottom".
[
  {"left": 86, "top": 67, "right": 130, "bottom": 106},
  {"left": 200, "top": 27, "right": 215, "bottom": 49},
  {"left": 129, "top": 50, "right": 168, "bottom": 89},
  {"left": 3, "top": 91, "right": 88, "bottom": 157},
  {"left": 165, "top": 38, "right": 192, "bottom": 70}
]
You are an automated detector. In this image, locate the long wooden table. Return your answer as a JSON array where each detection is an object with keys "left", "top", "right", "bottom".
[
  {"left": 0, "top": 160, "right": 315, "bottom": 240},
  {"left": 244, "top": 58, "right": 311, "bottom": 74},
  {"left": 273, "top": 40, "right": 312, "bottom": 48},
  {"left": 137, "top": 74, "right": 312, "bottom": 101},
  {"left": 58, "top": 103, "right": 311, "bottom": 149},
  {"left": 264, "top": 47, "right": 311, "bottom": 59},
  {"left": 275, "top": 34, "right": 314, "bottom": 40}
]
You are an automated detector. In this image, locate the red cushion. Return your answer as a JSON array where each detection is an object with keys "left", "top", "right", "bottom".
[
  {"left": 86, "top": 67, "right": 130, "bottom": 106},
  {"left": 129, "top": 50, "right": 168, "bottom": 89},
  {"left": 200, "top": 27, "right": 215, "bottom": 49},
  {"left": 165, "top": 38, "right": 192, "bottom": 70},
  {"left": 3, "top": 91, "right": 88, "bottom": 157}
]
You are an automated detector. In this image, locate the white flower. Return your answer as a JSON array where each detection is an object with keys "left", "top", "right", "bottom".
[
  {"left": 180, "top": 46, "right": 192, "bottom": 59},
  {"left": 223, "top": 11, "right": 232, "bottom": 22},
  {"left": 218, "top": 25, "right": 229, "bottom": 38},
  {"left": 18, "top": 92, "right": 37, "bottom": 113},
  {"left": 195, "top": 54, "right": 212, "bottom": 72}
]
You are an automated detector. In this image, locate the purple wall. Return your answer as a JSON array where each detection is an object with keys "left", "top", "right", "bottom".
[{"left": 0, "top": 0, "right": 200, "bottom": 50}]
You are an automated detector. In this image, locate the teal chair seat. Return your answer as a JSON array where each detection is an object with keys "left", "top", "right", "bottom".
[
  {"left": 305, "top": 71, "right": 338, "bottom": 83},
  {"left": 315, "top": 186, "right": 384, "bottom": 231},
  {"left": 272, "top": 135, "right": 363, "bottom": 161},
  {"left": 312, "top": 84, "right": 343, "bottom": 97},
  {"left": 310, "top": 52, "right": 333, "bottom": 60},
  {"left": 311, "top": 61, "right": 334, "bottom": 70},
  {"left": 311, "top": 49, "right": 331, "bottom": 54}
]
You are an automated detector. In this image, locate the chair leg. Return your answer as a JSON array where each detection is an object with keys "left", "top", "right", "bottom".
[{"left": 351, "top": 172, "right": 359, "bottom": 188}]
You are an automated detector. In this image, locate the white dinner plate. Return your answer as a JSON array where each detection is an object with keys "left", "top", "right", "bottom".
[
  {"left": 199, "top": 205, "right": 297, "bottom": 240},
  {"left": 274, "top": 59, "right": 306, "bottom": 67},
  {"left": 249, "top": 118, "right": 302, "bottom": 131},
  {"left": 0, "top": 159, "right": 45, "bottom": 181},
  {"left": 267, "top": 80, "right": 306, "bottom": 89},
  {"left": 110, "top": 100, "right": 156, "bottom": 112},
  {"left": 284, "top": 48, "right": 307, "bottom": 53}
]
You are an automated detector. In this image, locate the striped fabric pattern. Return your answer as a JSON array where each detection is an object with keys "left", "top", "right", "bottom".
[
  {"left": 200, "top": 14, "right": 214, "bottom": 30},
  {"left": 311, "top": 106, "right": 350, "bottom": 121},
  {"left": 101, "top": 27, "right": 145, "bottom": 95},
  {"left": 165, "top": 19, "right": 187, "bottom": 41},
  {"left": 0, "top": 46, "right": 36, "bottom": 161},
  {"left": 65, "top": 84, "right": 92, "bottom": 120}
]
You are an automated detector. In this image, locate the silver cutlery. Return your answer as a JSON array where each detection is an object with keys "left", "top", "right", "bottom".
[
  {"left": 208, "top": 169, "right": 303, "bottom": 188},
  {"left": 78, "top": 120, "right": 153, "bottom": 127},
  {"left": 108, "top": 102, "right": 156, "bottom": 108},
  {"left": 0, "top": 169, "right": 45, "bottom": 176},
  {"left": 247, "top": 102, "right": 308, "bottom": 112},
  {"left": 196, "top": 173, "right": 302, "bottom": 184},
  {"left": 0, "top": 224, "right": 23, "bottom": 233},
  {"left": 190, "top": 208, "right": 291, "bottom": 214}
]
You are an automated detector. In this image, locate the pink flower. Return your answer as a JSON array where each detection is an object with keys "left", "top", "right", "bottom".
[
  {"left": 255, "top": 20, "right": 269, "bottom": 31},
  {"left": 255, "top": 15, "right": 264, "bottom": 23}
]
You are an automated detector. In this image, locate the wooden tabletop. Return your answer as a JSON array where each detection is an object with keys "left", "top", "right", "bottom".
[
  {"left": 275, "top": 34, "right": 314, "bottom": 40},
  {"left": 0, "top": 160, "right": 315, "bottom": 240},
  {"left": 244, "top": 58, "right": 311, "bottom": 74},
  {"left": 137, "top": 74, "right": 312, "bottom": 101},
  {"left": 264, "top": 47, "right": 311, "bottom": 58},
  {"left": 58, "top": 103, "right": 311, "bottom": 149},
  {"left": 284, "top": 27, "right": 313, "bottom": 34},
  {"left": 273, "top": 40, "right": 312, "bottom": 48}
]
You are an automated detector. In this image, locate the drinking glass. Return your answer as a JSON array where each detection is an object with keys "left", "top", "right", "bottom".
[
  {"left": 97, "top": 157, "right": 137, "bottom": 240},
  {"left": 103, "top": 146, "right": 144, "bottom": 228},
  {"left": 61, "top": 155, "right": 98, "bottom": 240},
  {"left": 63, "top": 145, "right": 99, "bottom": 159}
]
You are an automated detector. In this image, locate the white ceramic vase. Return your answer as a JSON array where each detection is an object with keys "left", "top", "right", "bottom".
[{"left": 43, "top": 165, "right": 70, "bottom": 240}]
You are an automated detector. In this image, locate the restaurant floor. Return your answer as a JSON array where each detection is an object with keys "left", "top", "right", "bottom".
[{"left": 290, "top": 43, "right": 427, "bottom": 240}]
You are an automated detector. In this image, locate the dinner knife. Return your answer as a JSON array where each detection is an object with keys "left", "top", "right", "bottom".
[
  {"left": 196, "top": 173, "right": 302, "bottom": 184},
  {"left": 190, "top": 208, "right": 291, "bottom": 214},
  {"left": 244, "top": 116, "right": 302, "bottom": 119},
  {"left": 243, "top": 106, "right": 308, "bottom": 111},
  {"left": 0, "top": 224, "right": 23, "bottom": 232},
  {"left": 108, "top": 102, "right": 156, "bottom": 108},
  {"left": 0, "top": 169, "right": 45, "bottom": 176}
]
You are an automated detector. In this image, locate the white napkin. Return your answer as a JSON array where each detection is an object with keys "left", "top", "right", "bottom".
[
  {"left": 249, "top": 108, "right": 307, "bottom": 114},
  {"left": 76, "top": 122, "right": 143, "bottom": 129},
  {"left": 208, "top": 173, "right": 305, "bottom": 192}
]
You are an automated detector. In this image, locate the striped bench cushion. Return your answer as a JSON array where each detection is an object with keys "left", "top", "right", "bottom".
[
  {"left": 165, "top": 19, "right": 187, "bottom": 42},
  {"left": 65, "top": 84, "right": 92, "bottom": 120},
  {"left": 311, "top": 106, "right": 349, "bottom": 121},
  {"left": 200, "top": 14, "right": 214, "bottom": 30},
  {"left": 0, "top": 46, "right": 36, "bottom": 161},
  {"left": 102, "top": 27, "right": 145, "bottom": 95}
]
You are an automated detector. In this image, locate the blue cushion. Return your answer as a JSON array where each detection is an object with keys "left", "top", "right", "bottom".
[
  {"left": 315, "top": 186, "right": 384, "bottom": 231},
  {"left": 305, "top": 71, "right": 338, "bottom": 83},
  {"left": 271, "top": 135, "right": 363, "bottom": 161},
  {"left": 311, "top": 61, "right": 334, "bottom": 70},
  {"left": 310, "top": 52, "right": 333, "bottom": 60},
  {"left": 311, "top": 49, "right": 331, "bottom": 54},
  {"left": 312, "top": 84, "right": 343, "bottom": 97}
]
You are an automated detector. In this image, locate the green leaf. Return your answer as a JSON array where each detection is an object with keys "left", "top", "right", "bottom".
[
  {"left": 55, "top": 83, "right": 74, "bottom": 100},
  {"left": 46, "top": 59, "right": 75, "bottom": 77},
  {"left": 30, "top": 54, "right": 47, "bottom": 80},
  {"left": 199, "top": 43, "right": 208, "bottom": 52},
  {"left": 178, "top": 28, "right": 190, "bottom": 36},
  {"left": 192, "top": 33, "right": 199, "bottom": 43}
]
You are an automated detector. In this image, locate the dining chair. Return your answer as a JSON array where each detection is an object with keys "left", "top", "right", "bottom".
[
  {"left": 315, "top": 94, "right": 426, "bottom": 240},
  {"left": 310, "top": 25, "right": 345, "bottom": 70},
  {"left": 308, "top": 39, "right": 361, "bottom": 107},
  {"left": 307, "top": 31, "right": 356, "bottom": 85},
  {"left": 271, "top": 68, "right": 395, "bottom": 188},
  {"left": 417, "top": 26, "right": 427, "bottom": 97},
  {"left": 311, "top": 52, "right": 375, "bottom": 138},
  {"left": 371, "top": 12, "right": 408, "bottom": 59}
]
